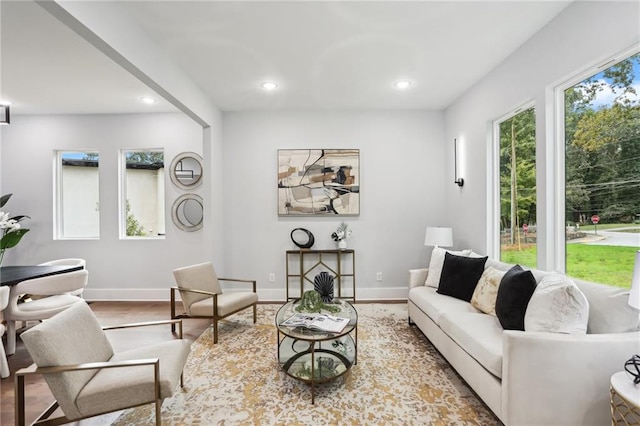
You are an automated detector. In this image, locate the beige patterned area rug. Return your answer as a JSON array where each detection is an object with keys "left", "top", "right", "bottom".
[{"left": 112, "top": 303, "right": 500, "bottom": 426}]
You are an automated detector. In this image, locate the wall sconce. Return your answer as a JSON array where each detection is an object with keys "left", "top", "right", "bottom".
[
  {"left": 454, "top": 138, "right": 464, "bottom": 187},
  {"left": 0, "top": 102, "right": 10, "bottom": 125}
]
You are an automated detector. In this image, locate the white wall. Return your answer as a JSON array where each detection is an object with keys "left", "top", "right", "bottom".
[
  {"left": 222, "top": 111, "right": 445, "bottom": 301},
  {"left": 444, "top": 1, "right": 640, "bottom": 269},
  {"left": 0, "top": 112, "right": 212, "bottom": 299}
]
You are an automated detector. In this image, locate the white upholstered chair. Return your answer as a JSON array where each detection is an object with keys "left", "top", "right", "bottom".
[
  {"left": 4, "top": 269, "right": 88, "bottom": 355},
  {"left": 171, "top": 262, "right": 258, "bottom": 343},
  {"left": 38, "top": 258, "right": 87, "bottom": 296},
  {"left": 16, "top": 301, "right": 191, "bottom": 426},
  {"left": 0, "top": 286, "right": 10, "bottom": 378}
]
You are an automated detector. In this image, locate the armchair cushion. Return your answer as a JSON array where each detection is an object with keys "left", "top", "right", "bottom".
[
  {"left": 189, "top": 291, "right": 259, "bottom": 317},
  {"left": 20, "top": 302, "right": 114, "bottom": 419},
  {"left": 75, "top": 339, "right": 191, "bottom": 417},
  {"left": 173, "top": 262, "right": 222, "bottom": 313}
]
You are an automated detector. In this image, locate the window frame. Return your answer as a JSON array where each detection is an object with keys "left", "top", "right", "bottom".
[
  {"left": 118, "top": 148, "right": 166, "bottom": 240},
  {"left": 552, "top": 44, "right": 640, "bottom": 273},
  {"left": 54, "top": 150, "right": 101, "bottom": 240},
  {"left": 489, "top": 100, "right": 536, "bottom": 261}
]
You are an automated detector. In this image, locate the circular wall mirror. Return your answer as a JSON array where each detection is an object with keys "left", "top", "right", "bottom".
[
  {"left": 172, "top": 194, "right": 203, "bottom": 231},
  {"left": 170, "top": 152, "right": 203, "bottom": 190}
]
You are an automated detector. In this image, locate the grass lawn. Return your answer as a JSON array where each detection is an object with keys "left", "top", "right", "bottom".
[{"left": 501, "top": 244, "right": 637, "bottom": 289}]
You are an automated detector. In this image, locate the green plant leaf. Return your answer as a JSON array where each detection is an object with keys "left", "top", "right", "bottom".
[
  {"left": 0, "top": 194, "right": 12, "bottom": 209},
  {"left": 0, "top": 228, "right": 29, "bottom": 249}
]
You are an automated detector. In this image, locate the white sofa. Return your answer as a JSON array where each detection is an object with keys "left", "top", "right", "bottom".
[{"left": 408, "top": 256, "right": 640, "bottom": 426}]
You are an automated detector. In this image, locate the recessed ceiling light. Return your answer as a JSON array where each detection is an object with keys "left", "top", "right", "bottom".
[
  {"left": 261, "top": 81, "right": 278, "bottom": 91},
  {"left": 140, "top": 96, "right": 157, "bottom": 104},
  {"left": 395, "top": 80, "right": 412, "bottom": 90}
]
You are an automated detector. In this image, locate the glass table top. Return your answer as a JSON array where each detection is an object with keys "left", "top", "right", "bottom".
[{"left": 275, "top": 298, "right": 357, "bottom": 341}]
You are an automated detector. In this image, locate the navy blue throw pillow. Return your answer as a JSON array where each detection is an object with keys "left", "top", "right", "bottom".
[
  {"left": 495, "top": 265, "right": 537, "bottom": 330},
  {"left": 437, "top": 252, "right": 488, "bottom": 302}
]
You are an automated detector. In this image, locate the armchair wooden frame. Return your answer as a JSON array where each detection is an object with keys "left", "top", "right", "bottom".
[
  {"left": 170, "top": 278, "right": 257, "bottom": 343},
  {"left": 15, "top": 319, "right": 184, "bottom": 426}
]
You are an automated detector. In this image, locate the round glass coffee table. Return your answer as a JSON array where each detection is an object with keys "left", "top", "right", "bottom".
[{"left": 275, "top": 299, "right": 358, "bottom": 404}]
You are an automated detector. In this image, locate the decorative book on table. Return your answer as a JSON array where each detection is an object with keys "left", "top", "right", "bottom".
[{"left": 281, "top": 312, "right": 349, "bottom": 333}]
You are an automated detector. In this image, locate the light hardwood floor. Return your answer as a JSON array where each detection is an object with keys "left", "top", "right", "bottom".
[{"left": 1, "top": 301, "right": 211, "bottom": 426}]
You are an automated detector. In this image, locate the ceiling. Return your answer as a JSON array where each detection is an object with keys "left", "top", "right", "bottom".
[{"left": 1, "top": 1, "right": 572, "bottom": 115}]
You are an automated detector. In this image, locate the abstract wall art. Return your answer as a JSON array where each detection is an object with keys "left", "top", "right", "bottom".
[{"left": 278, "top": 149, "right": 360, "bottom": 216}]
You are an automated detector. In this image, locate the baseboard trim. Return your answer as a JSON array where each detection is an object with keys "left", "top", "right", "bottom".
[{"left": 83, "top": 287, "right": 409, "bottom": 302}]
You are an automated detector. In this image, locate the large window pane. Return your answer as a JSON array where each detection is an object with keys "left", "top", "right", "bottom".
[
  {"left": 564, "top": 52, "right": 640, "bottom": 288},
  {"left": 56, "top": 151, "right": 100, "bottom": 239},
  {"left": 121, "top": 149, "right": 165, "bottom": 238},
  {"left": 498, "top": 107, "right": 537, "bottom": 268}
]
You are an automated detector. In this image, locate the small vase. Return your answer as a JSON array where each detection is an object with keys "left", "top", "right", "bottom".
[{"left": 338, "top": 240, "right": 347, "bottom": 250}]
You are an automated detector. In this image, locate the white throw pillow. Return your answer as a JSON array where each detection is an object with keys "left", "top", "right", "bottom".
[
  {"left": 470, "top": 267, "right": 506, "bottom": 316},
  {"left": 524, "top": 273, "right": 589, "bottom": 334},
  {"left": 425, "top": 247, "right": 472, "bottom": 288}
]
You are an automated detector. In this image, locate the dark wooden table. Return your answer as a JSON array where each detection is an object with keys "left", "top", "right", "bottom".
[{"left": 0, "top": 265, "right": 84, "bottom": 286}]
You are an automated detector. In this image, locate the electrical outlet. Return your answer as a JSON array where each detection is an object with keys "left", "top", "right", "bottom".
[
  {"left": 376, "top": 272, "right": 383, "bottom": 282},
  {"left": 269, "top": 273, "right": 275, "bottom": 282}
]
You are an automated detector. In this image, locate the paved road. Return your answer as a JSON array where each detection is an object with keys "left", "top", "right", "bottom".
[{"left": 575, "top": 227, "right": 640, "bottom": 247}]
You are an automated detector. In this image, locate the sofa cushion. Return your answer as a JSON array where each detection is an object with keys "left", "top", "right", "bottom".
[
  {"left": 439, "top": 313, "right": 504, "bottom": 378},
  {"left": 408, "top": 286, "right": 479, "bottom": 325},
  {"left": 425, "top": 247, "right": 472, "bottom": 288},
  {"left": 471, "top": 267, "right": 506, "bottom": 316},
  {"left": 437, "top": 253, "right": 488, "bottom": 302},
  {"left": 524, "top": 273, "right": 589, "bottom": 334},
  {"left": 495, "top": 265, "right": 537, "bottom": 330},
  {"left": 484, "top": 258, "right": 514, "bottom": 272},
  {"left": 573, "top": 278, "right": 640, "bottom": 333}
]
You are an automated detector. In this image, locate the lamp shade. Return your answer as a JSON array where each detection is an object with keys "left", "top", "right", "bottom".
[
  {"left": 424, "top": 227, "right": 453, "bottom": 248},
  {"left": 629, "top": 250, "right": 640, "bottom": 310}
]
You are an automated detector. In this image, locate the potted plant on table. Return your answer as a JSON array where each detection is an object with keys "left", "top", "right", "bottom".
[{"left": 331, "top": 222, "right": 352, "bottom": 249}]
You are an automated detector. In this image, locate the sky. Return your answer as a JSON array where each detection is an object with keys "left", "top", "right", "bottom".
[
  {"left": 61, "top": 152, "right": 96, "bottom": 160},
  {"left": 588, "top": 54, "right": 640, "bottom": 109}
]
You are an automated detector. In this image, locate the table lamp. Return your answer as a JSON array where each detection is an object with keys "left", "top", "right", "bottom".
[{"left": 424, "top": 227, "right": 453, "bottom": 248}]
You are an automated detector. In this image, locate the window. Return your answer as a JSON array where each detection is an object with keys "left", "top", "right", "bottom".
[
  {"left": 562, "top": 51, "right": 639, "bottom": 288},
  {"left": 120, "top": 149, "right": 165, "bottom": 238},
  {"left": 495, "top": 106, "right": 537, "bottom": 268},
  {"left": 55, "top": 151, "right": 100, "bottom": 239}
]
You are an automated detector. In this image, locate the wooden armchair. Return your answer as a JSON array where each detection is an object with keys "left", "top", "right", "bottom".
[{"left": 171, "top": 262, "right": 258, "bottom": 343}]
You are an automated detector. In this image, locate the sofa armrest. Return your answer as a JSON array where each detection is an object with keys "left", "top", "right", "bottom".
[
  {"left": 408, "top": 269, "right": 428, "bottom": 289},
  {"left": 502, "top": 329, "right": 640, "bottom": 425}
]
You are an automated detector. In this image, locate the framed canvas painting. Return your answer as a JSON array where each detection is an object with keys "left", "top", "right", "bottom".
[{"left": 278, "top": 149, "right": 360, "bottom": 216}]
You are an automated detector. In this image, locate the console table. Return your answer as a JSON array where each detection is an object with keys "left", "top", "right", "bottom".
[{"left": 285, "top": 249, "right": 356, "bottom": 302}]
